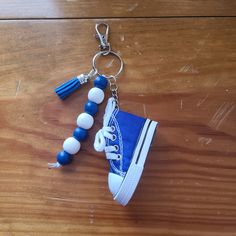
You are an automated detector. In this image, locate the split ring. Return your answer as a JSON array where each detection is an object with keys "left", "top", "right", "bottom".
[{"left": 92, "top": 51, "right": 124, "bottom": 79}]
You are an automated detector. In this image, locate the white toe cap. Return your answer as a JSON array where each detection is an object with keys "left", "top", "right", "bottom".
[{"left": 108, "top": 172, "right": 124, "bottom": 196}]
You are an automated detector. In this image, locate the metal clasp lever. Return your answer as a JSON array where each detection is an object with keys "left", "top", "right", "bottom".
[{"left": 95, "top": 23, "right": 111, "bottom": 53}]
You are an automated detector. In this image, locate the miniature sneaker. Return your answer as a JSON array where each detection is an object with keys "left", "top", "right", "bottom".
[{"left": 94, "top": 97, "right": 158, "bottom": 206}]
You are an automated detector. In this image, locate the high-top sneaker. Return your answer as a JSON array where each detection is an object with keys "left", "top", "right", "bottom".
[{"left": 94, "top": 97, "right": 158, "bottom": 206}]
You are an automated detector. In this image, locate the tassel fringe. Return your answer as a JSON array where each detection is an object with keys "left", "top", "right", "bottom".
[{"left": 55, "top": 77, "right": 81, "bottom": 100}]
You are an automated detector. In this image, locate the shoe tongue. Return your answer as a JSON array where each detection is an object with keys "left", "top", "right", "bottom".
[{"left": 103, "top": 97, "right": 117, "bottom": 126}]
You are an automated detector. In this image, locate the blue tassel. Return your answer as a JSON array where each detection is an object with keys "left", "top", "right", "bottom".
[{"left": 55, "top": 77, "right": 81, "bottom": 100}]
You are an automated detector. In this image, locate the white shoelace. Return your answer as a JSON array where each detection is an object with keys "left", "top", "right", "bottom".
[{"left": 94, "top": 97, "right": 120, "bottom": 160}]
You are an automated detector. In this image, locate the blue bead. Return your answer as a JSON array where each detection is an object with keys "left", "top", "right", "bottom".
[
  {"left": 57, "top": 151, "right": 72, "bottom": 165},
  {"left": 94, "top": 75, "right": 108, "bottom": 90},
  {"left": 73, "top": 127, "right": 88, "bottom": 141},
  {"left": 84, "top": 101, "right": 98, "bottom": 116}
]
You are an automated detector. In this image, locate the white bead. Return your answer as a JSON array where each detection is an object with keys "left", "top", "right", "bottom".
[
  {"left": 77, "top": 112, "right": 94, "bottom": 129},
  {"left": 63, "top": 137, "right": 81, "bottom": 155},
  {"left": 88, "top": 87, "right": 104, "bottom": 104}
]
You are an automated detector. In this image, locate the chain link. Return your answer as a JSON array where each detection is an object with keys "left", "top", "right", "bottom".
[{"left": 108, "top": 76, "right": 119, "bottom": 108}]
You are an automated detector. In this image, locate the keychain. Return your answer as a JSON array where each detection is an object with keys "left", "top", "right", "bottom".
[{"left": 49, "top": 23, "right": 158, "bottom": 206}]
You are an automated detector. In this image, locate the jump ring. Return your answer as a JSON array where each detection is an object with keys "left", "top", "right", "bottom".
[{"left": 110, "top": 84, "right": 118, "bottom": 91}]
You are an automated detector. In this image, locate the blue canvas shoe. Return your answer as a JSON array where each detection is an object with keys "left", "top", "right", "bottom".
[{"left": 94, "top": 97, "right": 158, "bottom": 206}]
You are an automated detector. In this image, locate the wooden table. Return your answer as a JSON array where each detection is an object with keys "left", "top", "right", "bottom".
[{"left": 0, "top": 1, "right": 236, "bottom": 235}]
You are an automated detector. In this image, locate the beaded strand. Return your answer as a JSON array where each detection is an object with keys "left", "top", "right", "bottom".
[{"left": 48, "top": 75, "right": 108, "bottom": 168}]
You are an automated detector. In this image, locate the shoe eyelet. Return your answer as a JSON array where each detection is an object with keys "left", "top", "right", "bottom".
[
  {"left": 117, "top": 154, "right": 122, "bottom": 160},
  {"left": 114, "top": 145, "right": 119, "bottom": 151},
  {"left": 111, "top": 126, "right": 115, "bottom": 132},
  {"left": 111, "top": 134, "right": 116, "bottom": 141}
]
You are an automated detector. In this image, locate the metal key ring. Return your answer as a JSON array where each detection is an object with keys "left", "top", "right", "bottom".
[{"left": 92, "top": 50, "right": 124, "bottom": 79}]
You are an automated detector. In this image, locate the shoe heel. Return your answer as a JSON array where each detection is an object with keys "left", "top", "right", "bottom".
[
  {"left": 114, "top": 120, "right": 158, "bottom": 206},
  {"left": 137, "top": 120, "right": 157, "bottom": 167}
]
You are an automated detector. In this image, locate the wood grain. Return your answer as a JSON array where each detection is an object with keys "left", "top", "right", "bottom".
[
  {"left": 0, "top": 18, "right": 236, "bottom": 235},
  {"left": 0, "top": 0, "right": 236, "bottom": 19}
]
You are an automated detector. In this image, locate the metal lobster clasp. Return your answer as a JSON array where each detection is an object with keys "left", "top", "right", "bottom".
[{"left": 95, "top": 23, "right": 111, "bottom": 53}]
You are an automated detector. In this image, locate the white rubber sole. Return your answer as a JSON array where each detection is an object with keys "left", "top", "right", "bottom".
[{"left": 113, "top": 119, "right": 158, "bottom": 206}]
